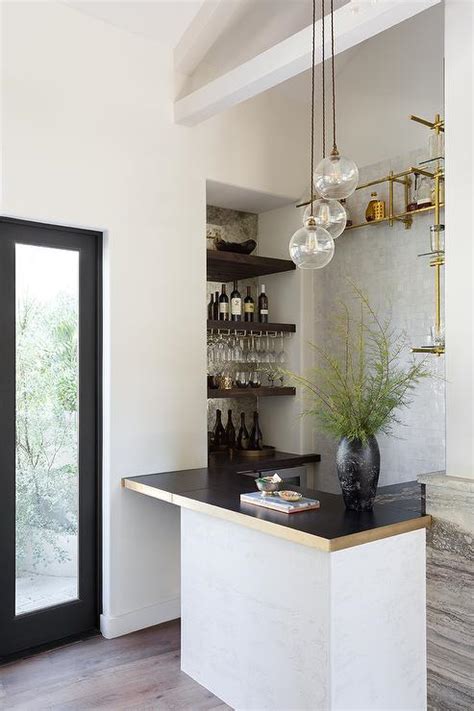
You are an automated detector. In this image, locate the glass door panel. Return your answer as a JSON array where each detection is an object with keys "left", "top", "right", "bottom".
[
  {"left": 0, "top": 217, "right": 100, "bottom": 660},
  {"left": 15, "top": 245, "right": 80, "bottom": 615}
]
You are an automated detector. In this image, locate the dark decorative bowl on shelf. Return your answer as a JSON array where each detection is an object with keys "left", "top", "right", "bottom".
[
  {"left": 214, "top": 238, "right": 257, "bottom": 255},
  {"left": 239, "top": 445, "right": 275, "bottom": 459}
]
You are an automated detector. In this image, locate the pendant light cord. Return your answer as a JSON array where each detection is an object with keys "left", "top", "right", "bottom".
[
  {"left": 310, "top": 0, "right": 316, "bottom": 214},
  {"left": 330, "top": 0, "right": 337, "bottom": 153},
  {"left": 321, "top": 0, "right": 326, "bottom": 159}
]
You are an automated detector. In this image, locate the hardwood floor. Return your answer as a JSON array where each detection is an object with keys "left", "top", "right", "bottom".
[{"left": 0, "top": 620, "right": 230, "bottom": 710}]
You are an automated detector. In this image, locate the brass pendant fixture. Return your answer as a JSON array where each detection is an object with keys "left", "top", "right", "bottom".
[{"left": 289, "top": 0, "right": 359, "bottom": 269}]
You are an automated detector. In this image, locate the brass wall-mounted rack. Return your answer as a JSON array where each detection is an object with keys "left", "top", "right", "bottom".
[
  {"left": 343, "top": 166, "right": 443, "bottom": 232},
  {"left": 410, "top": 113, "right": 445, "bottom": 356}
]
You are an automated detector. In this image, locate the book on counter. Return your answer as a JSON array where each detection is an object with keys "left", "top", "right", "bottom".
[{"left": 240, "top": 491, "right": 320, "bottom": 514}]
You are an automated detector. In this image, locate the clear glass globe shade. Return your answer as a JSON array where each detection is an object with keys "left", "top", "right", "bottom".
[
  {"left": 303, "top": 198, "right": 347, "bottom": 239},
  {"left": 289, "top": 223, "right": 335, "bottom": 269},
  {"left": 313, "top": 153, "right": 359, "bottom": 199}
]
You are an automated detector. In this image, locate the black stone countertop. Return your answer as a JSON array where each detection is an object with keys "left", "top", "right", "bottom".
[
  {"left": 123, "top": 468, "right": 430, "bottom": 552},
  {"left": 208, "top": 449, "right": 321, "bottom": 474}
]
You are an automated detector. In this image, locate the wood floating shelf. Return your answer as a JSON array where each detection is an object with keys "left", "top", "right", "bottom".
[
  {"left": 207, "top": 319, "right": 296, "bottom": 334},
  {"left": 207, "top": 250, "right": 296, "bottom": 282},
  {"left": 208, "top": 387, "right": 296, "bottom": 399},
  {"left": 344, "top": 204, "right": 445, "bottom": 232}
]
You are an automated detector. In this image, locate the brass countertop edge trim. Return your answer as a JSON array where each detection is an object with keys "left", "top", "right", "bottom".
[
  {"left": 122, "top": 478, "right": 174, "bottom": 504},
  {"left": 171, "top": 492, "right": 332, "bottom": 551},
  {"left": 328, "top": 515, "right": 432, "bottom": 552},
  {"left": 123, "top": 478, "right": 432, "bottom": 552}
]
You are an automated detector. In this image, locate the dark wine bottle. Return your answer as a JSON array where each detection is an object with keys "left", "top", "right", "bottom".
[
  {"left": 244, "top": 286, "right": 255, "bottom": 322},
  {"left": 248, "top": 411, "right": 263, "bottom": 450},
  {"left": 207, "top": 293, "right": 214, "bottom": 320},
  {"left": 219, "top": 284, "right": 229, "bottom": 321},
  {"left": 225, "top": 409, "right": 236, "bottom": 449},
  {"left": 212, "top": 409, "right": 226, "bottom": 448},
  {"left": 258, "top": 284, "right": 269, "bottom": 323},
  {"left": 213, "top": 291, "right": 219, "bottom": 320},
  {"left": 230, "top": 281, "right": 242, "bottom": 322},
  {"left": 236, "top": 412, "right": 250, "bottom": 450}
]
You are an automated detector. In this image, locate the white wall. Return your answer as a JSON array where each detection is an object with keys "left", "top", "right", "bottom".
[
  {"left": 257, "top": 205, "right": 316, "bottom": 483},
  {"left": 1, "top": 0, "right": 308, "bottom": 637},
  {"left": 444, "top": 0, "right": 474, "bottom": 480},
  {"left": 328, "top": 4, "right": 444, "bottom": 168}
]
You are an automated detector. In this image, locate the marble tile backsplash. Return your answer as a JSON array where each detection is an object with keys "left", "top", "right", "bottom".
[{"left": 312, "top": 148, "right": 446, "bottom": 490}]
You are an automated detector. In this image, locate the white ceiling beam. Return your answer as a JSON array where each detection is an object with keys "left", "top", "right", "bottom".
[
  {"left": 174, "top": 0, "right": 246, "bottom": 76},
  {"left": 174, "top": 0, "right": 440, "bottom": 126}
]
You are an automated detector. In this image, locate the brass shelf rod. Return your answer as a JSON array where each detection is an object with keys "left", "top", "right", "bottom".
[{"left": 344, "top": 203, "right": 445, "bottom": 232}]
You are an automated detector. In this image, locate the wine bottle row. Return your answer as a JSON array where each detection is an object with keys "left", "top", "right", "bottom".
[
  {"left": 208, "top": 282, "right": 269, "bottom": 323},
  {"left": 209, "top": 409, "right": 264, "bottom": 451}
]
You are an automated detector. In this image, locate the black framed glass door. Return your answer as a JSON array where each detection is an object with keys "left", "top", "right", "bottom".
[{"left": 0, "top": 218, "right": 101, "bottom": 659}]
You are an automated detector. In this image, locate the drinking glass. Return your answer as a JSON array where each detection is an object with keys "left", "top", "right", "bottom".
[
  {"left": 249, "top": 370, "right": 261, "bottom": 388},
  {"left": 235, "top": 371, "right": 249, "bottom": 388},
  {"left": 431, "top": 323, "right": 445, "bottom": 348}
]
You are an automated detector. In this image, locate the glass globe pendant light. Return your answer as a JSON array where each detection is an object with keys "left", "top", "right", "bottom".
[
  {"left": 303, "top": 198, "right": 346, "bottom": 239},
  {"left": 289, "top": 216, "right": 334, "bottom": 269},
  {"left": 313, "top": 0, "right": 359, "bottom": 200},
  {"left": 289, "top": 0, "right": 335, "bottom": 269}
]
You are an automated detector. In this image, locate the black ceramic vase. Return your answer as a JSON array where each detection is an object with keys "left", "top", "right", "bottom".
[{"left": 336, "top": 436, "right": 380, "bottom": 511}]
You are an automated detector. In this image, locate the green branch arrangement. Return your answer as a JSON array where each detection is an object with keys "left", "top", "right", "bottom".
[{"left": 283, "top": 285, "right": 431, "bottom": 444}]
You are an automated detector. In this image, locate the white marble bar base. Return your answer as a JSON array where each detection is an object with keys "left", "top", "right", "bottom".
[{"left": 181, "top": 509, "right": 427, "bottom": 711}]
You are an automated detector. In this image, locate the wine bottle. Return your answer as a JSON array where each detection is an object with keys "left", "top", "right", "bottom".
[
  {"left": 225, "top": 409, "right": 236, "bottom": 449},
  {"left": 212, "top": 409, "right": 226, "bottom": 448},
  {"left": 230, "top": 281, "right": 242, "bottom": 322},
  {"left": 219, "top": 284, "right": 229, "bottom": 321},
  {"left": 258, "top": 284, "right": 269, "bottom": 323},
  {"left": 248, "top": 411, "right": 263, "bottom": 450},
  {"left": 207, "top": 293, "right": 214, "bottom": 320},
  {"left": 213, "top": 291, "right": 219, "bottom": 320},
  {"left": 237, "top": 413, "right": 250, "bottom": 450},
  {"left": 244, "top": 286, "right": 255, "bottom": 322}
]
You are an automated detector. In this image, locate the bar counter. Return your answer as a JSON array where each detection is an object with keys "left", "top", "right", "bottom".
[
  {"left": 123, "top": 465, "right": 430, "bottom": 710},
  {"left": 123, "top": 466, "right": 430, "bottom": 552}
]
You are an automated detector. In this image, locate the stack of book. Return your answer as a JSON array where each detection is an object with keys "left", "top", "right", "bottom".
[{"left": 240, "top": 491, "right": 320, "bottom": 514}]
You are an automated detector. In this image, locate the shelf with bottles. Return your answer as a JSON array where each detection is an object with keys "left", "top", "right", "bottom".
[
  {"left": 341, "top": 165, "right": 444, "bottom": 232},
  {"left": 207, "top": 320, "right": 296, "bottom": 335},
  {"left": 208, "top": 386, "right": 295, "bottom": 399},
  {"left": 207, "top": 249, "right": 296, "bottom": 282},
  {"left": 208, "top": 281, "right": 294, "bottom": 333},
  {"left": 210, "top": 408, "right": 266, "bottom": 453}
]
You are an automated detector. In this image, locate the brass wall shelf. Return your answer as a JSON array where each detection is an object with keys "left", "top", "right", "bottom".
[
  {"left": 411, "top": 346, "right": 445, "bottom": 357},
  {"left": 345, "top": 203, "right": 445, "bottom": 232}
]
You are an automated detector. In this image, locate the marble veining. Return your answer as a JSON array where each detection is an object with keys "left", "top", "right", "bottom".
[{"left": 419, "top": 473, "right": 474, "bottom": 711}]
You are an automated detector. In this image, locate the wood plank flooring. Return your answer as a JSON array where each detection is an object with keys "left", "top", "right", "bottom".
[{"left": 0, "top": 620, "right": 230, "bottom": 710}]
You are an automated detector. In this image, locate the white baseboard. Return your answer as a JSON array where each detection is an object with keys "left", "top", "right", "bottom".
[{"left": 100, "top": 597, "right": 180, "bottom": 639}]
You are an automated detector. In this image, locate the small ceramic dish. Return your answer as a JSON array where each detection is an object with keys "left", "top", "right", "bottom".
[{"left": 278, "top": 490, "right": 303, "bottom": 502}]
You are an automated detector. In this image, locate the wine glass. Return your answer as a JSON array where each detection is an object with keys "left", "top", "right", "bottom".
[
  {"left": 232, "top": 337, "right": 244, "bottom": 362},
  {"left": 277, "top": 335, "right": 286, "bottom": 386},
  {"left": 247, "top": 336, "right": 258, "bottom": 364}
]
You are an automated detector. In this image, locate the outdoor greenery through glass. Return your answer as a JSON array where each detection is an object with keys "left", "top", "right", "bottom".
[{"left": 15, "top": 245, "right": 79, "bottom": 613}]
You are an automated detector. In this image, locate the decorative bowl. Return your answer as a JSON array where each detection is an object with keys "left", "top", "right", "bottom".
[
  {"left": 215, "top": 238, "right": 257, "bottom": 255},
  {"left": 255, "top": 476, "right": 280, "bottom": 496},
  {"left": 278, "top": 490, "right": 302, "bottom": 502}
]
